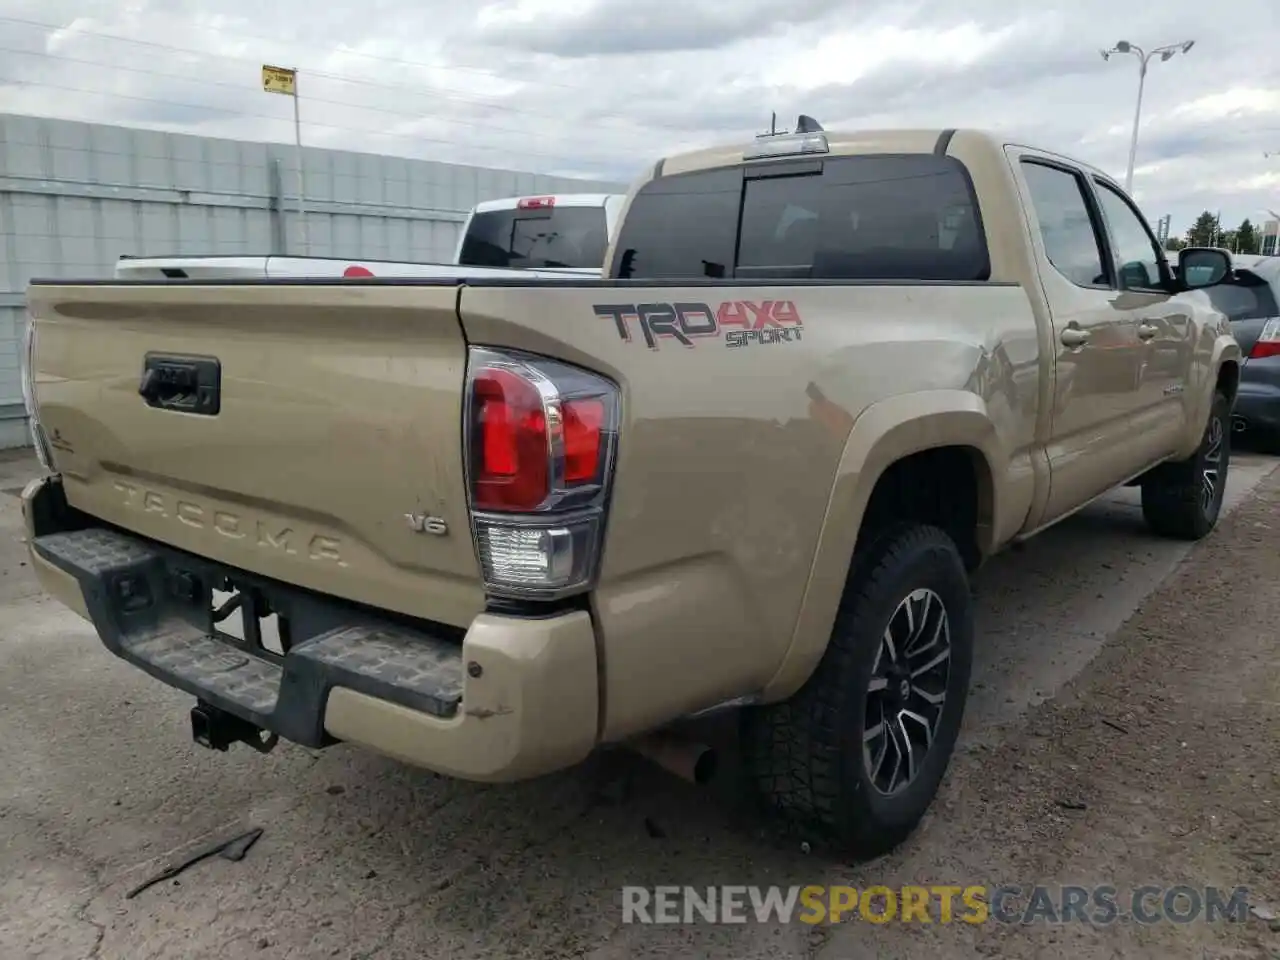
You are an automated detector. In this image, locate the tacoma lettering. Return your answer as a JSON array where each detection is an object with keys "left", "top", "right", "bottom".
[
  {"left": 112, "top": 481, "right": 341, "bottom": 564},
  {"left": 595, "top": 300, "right": 803, "bottom": 350}
]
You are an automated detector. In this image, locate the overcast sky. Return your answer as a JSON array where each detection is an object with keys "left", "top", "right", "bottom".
[{"left": 2, "top": 0, "right": 1278, "bottom": 235}]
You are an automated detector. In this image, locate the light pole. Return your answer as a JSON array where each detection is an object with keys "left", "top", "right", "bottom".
[{"left": 1101, "top": 39, "right": 1195, "bottom": 193}]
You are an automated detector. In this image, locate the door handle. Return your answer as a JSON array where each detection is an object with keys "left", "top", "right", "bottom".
[
  {"left": 1137, "top": 323, "right": 1159, "bottom": 341},
  {"left": 1060, "top": 327, "right": 1090, "bottom": 348}
]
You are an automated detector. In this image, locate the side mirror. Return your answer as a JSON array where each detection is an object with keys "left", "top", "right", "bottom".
[{"left": 1178, "top": 247, "right": 1232, "bottom": 289}]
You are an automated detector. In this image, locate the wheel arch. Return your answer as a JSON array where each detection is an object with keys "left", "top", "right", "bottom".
[
  {"left": 1174, "top": 335, "right": 1242, "bottom": 460},
  {"left": 1216, "top": 358, "right": 1240, "bottom": 407},
  {"left": 760, "top": 390, "right": 1004, "bottom": 703}
]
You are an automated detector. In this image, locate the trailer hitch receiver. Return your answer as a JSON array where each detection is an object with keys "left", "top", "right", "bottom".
[{"left": 191, "top": 702, "right": 279, "bottom": 754}]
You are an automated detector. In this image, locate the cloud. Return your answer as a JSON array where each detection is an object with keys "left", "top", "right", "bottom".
[
  {"left": 1171, "top": 87, "right": 1280, "bottom": 123},
  {"left": 1, "top": 0, "right": 1278, "bottom": 235},
  {"left": 473, "top": 0, "right": 849, "bottom": 56}
]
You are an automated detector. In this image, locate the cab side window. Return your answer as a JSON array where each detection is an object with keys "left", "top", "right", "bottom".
[
  {"left": 1093, "top": 181, "right": 1166, "bottom": 292},
  {"left": 1020, "top": 160, "right": 1110, "bottom": 289}
]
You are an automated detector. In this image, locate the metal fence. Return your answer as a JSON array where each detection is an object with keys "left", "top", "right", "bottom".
[{"left": 0, "top": 112, "right": 625, "bottom": 448}]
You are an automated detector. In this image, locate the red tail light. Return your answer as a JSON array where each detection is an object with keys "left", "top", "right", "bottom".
[
  {"left": 471, "top": 366, "right": 549, "bottom": 511},
  {"left": 517, "top": 196, "right": 555, "bottom": 210},
  {"left": 1250, "top": 318, "right": 1280, "bottom": 359},
  {"left": 465, "top": 347, "right": 619, "bottom": 599},
  {"left": 563, "top": 398, "right": 605, "bottom": 483},
  {"left": 1251, "top": 341, "right": 1280, "bottom": 359}
]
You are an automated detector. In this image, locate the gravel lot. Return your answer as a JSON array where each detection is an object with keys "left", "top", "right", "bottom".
[{"left": 1, "top": 447, "right": 1278, "bottom": 960}]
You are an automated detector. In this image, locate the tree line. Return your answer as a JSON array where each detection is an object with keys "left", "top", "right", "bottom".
[{"left": 1161, "top": 212, "right": 1270, "bottom": 255}]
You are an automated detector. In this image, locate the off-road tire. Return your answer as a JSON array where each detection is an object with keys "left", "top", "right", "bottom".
[
  {"left": 741, "top": 523, "right": 973, "bottom": 861},
  {"left": 1141, "top": 391, "right": 1231, "bottom": 541}
]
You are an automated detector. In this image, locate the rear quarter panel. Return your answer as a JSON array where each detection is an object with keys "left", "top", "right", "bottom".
[{"left": 459, "top": 281, "right": 1041, "bottom": 737}]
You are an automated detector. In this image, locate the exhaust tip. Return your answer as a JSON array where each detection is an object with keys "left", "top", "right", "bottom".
[
  {"left": 691, "top": 747, "right": 719, "bottom": 785},
  {"left": 1233, "top": 415, "right": 1248, "bottom": 433},
  {"left": 626, "top": 733, "right": 719, "bottom": 785}
]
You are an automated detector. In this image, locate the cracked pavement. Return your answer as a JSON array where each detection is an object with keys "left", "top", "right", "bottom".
[{"left": 1, "top": 447, "right": 1278, "bottom": 960}]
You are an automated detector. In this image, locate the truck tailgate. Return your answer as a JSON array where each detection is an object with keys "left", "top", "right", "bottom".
[{"left": 25, "top": 281, "right": 485, "bottom": 628}]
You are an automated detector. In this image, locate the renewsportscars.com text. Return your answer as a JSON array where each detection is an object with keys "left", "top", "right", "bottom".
[{"left": 621, "top": 884, "right": 1253, "bottom": 926}]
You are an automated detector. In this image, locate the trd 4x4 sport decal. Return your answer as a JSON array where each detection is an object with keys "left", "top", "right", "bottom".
[{"left": 594, "top": 300, "right": 803, "bottom": 350}]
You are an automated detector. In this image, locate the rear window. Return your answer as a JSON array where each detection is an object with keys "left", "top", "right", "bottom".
[
  {"left": 1205, "top": 271, "right": 1280, "bottom": 322},
  {"left": 611, "top": 154, "right": 989, "bottom": 281},
  {"left": 459, "top": 206, "right": 608, "bottom": 269}
]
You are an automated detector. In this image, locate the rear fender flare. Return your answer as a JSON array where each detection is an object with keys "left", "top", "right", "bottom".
[{"left": 760, "top": 390, "right": 1001, "bottom": 702}]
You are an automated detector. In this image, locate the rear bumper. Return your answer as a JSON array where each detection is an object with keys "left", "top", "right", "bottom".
[
  {"left": 1233, "top": 378, "right": 1280, "bottom": 435},
  {"left": 22, "top": 475, "right": 599, "bottom": 782}
]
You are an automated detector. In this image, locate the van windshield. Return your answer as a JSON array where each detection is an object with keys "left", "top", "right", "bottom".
[{"left": 459, "top": 207, "right": 608, "bottom": 269}]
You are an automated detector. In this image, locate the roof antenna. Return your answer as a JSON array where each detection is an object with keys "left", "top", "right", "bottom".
[
  {"left": 757, "top": 111, "right": 785, "bottom": 139},
  {"left": 795, "top": 114, "right": 823, "bottom": 134}
]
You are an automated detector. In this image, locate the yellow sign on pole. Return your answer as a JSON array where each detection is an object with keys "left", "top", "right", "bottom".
[
  {"left": 260, "top": 64, "right": 307, "bottom": 252},
  {"left": 261, "top": 65, "right": 297, "bottom": 96}
]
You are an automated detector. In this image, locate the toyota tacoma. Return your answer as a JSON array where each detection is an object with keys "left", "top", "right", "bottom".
[{"left": 20, "top": 121, "right": 1240, "bottom": 858}]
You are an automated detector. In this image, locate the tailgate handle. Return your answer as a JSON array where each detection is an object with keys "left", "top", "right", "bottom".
[{"left": 140, "top": 354, "right": 221, "bottom": 416}]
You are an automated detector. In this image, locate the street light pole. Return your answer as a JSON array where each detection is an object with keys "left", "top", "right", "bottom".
[
  {"left": 1101, "top": 39, "right": 1195, "bottom": 194},
  {"left": 1125, "top": 58, "right": 1147, "bottom": 194}
]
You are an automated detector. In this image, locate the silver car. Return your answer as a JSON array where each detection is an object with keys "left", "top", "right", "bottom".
[{"left": 1208, "top": 255, "right": 1280, "bottom": 449}]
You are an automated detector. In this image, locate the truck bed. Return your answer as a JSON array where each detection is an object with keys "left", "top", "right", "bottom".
[{"left": 113, "top": 255, "right": 597, "bottom": 281}]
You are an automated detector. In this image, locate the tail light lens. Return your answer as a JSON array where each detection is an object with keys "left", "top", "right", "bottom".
[
  {"left": 464, "top": 347, "right": 619, "bottom": 600},
  {"left": 20, "top": 317, "right": 54, "bottom": 472},
  {"left": 1249, "top": 318, "right": 1280, "bottom": 359},
  {"left": 471, "top": 366, "right": 550, "bottom": 511}
]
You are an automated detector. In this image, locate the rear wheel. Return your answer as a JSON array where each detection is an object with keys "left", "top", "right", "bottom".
[
  {"left": 1141, "top": 391, "right": 1231, "bottom": 540},
  {"left": 742, "top": 523, "right": 973, "bottom": 860}
]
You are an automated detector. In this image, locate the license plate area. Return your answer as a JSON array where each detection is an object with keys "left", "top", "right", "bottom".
[{"left": 209, "top": 578, "right": 292, "bottom": 660}]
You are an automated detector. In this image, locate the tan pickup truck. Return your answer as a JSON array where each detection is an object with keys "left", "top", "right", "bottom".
[{"left": 21, "top": 121, "right": 1240, "bottom": 859}]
